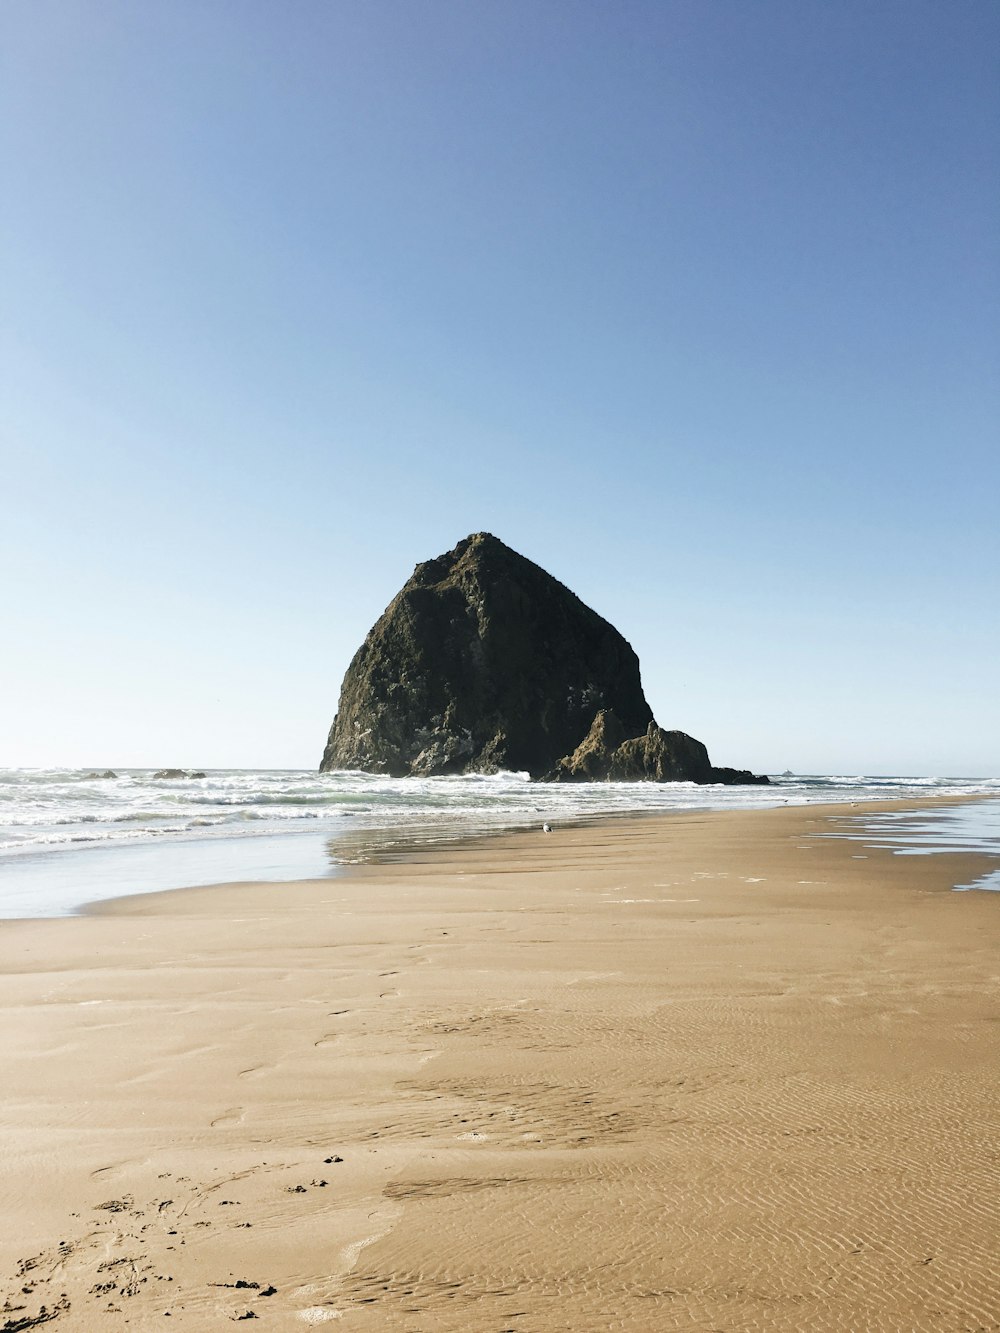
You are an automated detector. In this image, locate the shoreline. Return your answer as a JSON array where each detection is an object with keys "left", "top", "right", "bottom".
[
  {"left": 83, "top": 789, "right": 1000, "bottom": 918},
  {"left": 3, "top": 775, "right": 997, "bottom": 921},
  {"left": 1, "top": 798, "right": 998, "bottom": 1330}
]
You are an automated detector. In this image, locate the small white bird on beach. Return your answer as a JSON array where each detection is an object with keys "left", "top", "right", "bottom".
[{"left": 542, "top": 822, "right": 552, "bottom": 833}]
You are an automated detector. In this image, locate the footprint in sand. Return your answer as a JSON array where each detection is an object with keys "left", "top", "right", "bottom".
[{"left": 211, "top": 1108, "right": 245, "bottom": 1128}]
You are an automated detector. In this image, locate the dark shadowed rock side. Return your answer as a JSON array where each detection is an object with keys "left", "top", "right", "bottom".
[{"left": 320, "top": 533, "right": 768, "bottom": 785}]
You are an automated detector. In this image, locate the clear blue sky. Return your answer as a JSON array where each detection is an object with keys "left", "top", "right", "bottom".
[{"left": 2, "top": 0, "right": 997, "bottom": 775}]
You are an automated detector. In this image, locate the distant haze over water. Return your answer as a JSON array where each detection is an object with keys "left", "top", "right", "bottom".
[{"left": 1, "top": 769, "right": 998, "bottom": 918}]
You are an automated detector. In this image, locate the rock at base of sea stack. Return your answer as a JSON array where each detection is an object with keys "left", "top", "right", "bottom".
[
  {"left": 320, "top": 532, "right": 768, "bottom": 785},
  {"left": 546, "top": 711, "right": 769, "bottom": 785}
]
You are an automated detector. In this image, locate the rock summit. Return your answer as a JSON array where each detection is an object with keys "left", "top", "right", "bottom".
[{"left": 320, "top": 533, "right": 767, "bottom": 785}]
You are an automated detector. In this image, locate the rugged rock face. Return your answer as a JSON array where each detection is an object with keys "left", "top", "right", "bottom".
[
  {"left": 549, "top": 710, "right": 769, "bottom": 785},
  {"left": 549, "top": 708, "right": 633, "bottom": 781},
  {"left": 321, "top": 533, "right": 653, "bottom": 778},
  {"left": 320, "top": 532, "right": 768, "bottom": 785},
  {"left": 551, "top": 712, "right": 712, "bottom": 782}
]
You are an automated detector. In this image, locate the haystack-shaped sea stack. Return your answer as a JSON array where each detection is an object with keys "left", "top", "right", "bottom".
[{"left": 320, "top": 533, "right": 767, "bottom": 784}]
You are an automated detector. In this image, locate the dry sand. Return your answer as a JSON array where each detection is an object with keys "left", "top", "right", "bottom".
[{"left": 1, "top": 800, "right": 998, "bottom": 1332}]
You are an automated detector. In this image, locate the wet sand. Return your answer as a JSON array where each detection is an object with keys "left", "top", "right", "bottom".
[{"left": 1, "top": 800, "right": 998, "bottom": 1331}]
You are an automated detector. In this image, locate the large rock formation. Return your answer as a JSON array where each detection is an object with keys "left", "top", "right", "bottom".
[
  {"left": 321, "top": 533, "right": 652, "bottom": 777},
  {"left": 320, "top": 533, "right": 767, "bottom": 784}
]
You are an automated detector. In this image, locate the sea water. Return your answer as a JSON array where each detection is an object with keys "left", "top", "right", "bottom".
[
  {"left": 821, "top": 799, "right": 1000, "bottom": 893},
  {"left": 0, "top": 768, "right": 997, "bottom": 918}
]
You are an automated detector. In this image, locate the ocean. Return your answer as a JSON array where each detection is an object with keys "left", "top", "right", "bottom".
[{"left": 1, "top": 768, "right": 998, "bottom": 918}]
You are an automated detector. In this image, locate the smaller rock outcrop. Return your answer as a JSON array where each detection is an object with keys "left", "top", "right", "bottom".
[
  {"left": 549, "top": 709, "right": 632, "bottom": 780},
  {"left": 83, "top": 770, "right": 118, "bottom": 780},
  {"left": 548, "top": 710, "right": 769, "bottom": 785},
  {"left": 152, "top": 769, "right": 207, "bottom": 780}
]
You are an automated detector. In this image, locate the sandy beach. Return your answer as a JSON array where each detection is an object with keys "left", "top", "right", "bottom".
[{"left": 1, "top": 799, "right": 998, "bottom": 1332}]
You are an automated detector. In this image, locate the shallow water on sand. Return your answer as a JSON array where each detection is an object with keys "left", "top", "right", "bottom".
[{"left": 826, "top": 798, "right": 1000, "bottom": 892}]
